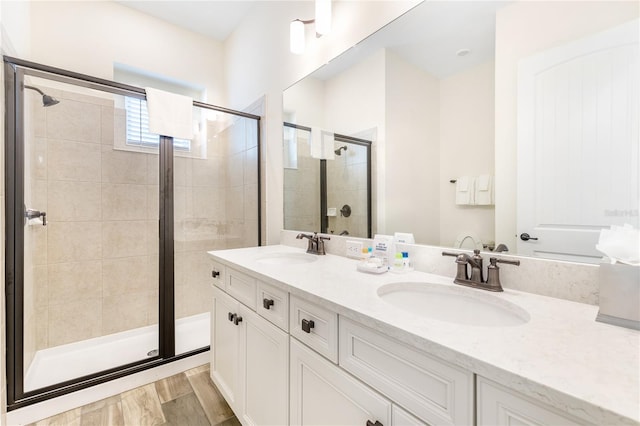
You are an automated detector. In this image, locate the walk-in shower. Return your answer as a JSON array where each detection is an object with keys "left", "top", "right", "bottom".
[
  {"left": 4, "top": 56, "right": 261, "bottom": 409},
  {"left": 283, "top": 122, "right": 371, "bottom": 238}
]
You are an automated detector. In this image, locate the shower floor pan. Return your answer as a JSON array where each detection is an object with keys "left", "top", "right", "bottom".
[{"left": 24, "top": 312, "right": 210, "bottom": 392}]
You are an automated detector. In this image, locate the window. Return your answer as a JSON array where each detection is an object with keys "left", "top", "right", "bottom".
[{"left": 125, "top": 97, "right": 191, "bottom": 151}]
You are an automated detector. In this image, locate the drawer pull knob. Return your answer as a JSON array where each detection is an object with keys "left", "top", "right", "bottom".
[
  {"left": 228, "top": 312, "right": 236, "bottom": 322},
  {"left": 366, "top": 421, "right": 383, "bottom": 426},
  {"left": 233, "top": 315, "right": 243, "bottom": 326},
  {"left": 212, "top": 270, "right": 220, "bottom": 278},
  {"left": 301, "top": 319, "right": 315, "bottom": 333},
  {"left": 263, "top": 298, "right": 275, "bottom": 310}
]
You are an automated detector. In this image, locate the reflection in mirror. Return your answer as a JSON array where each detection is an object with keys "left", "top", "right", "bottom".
[
  {"left": 283, "top": 123, "right": 372, "bottom": 238},
  {"left": 283, "top": 1, "right": 639, "bottom": 262}
]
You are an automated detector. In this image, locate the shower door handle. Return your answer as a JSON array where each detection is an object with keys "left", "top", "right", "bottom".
[{"left": 25, "top": 208, "right": 47, "bottom": 226}]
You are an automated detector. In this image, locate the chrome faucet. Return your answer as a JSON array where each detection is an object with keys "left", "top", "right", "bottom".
[
  {"left": 296, "top": 232, "right": 330, "bottom": 255},
  {"left": 442, "top": 249, "right": 520, "bottom": 292}
]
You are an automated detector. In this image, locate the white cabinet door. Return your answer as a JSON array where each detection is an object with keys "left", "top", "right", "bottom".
[
  {"left": 290, "top": 338, "right": 392, "bottom": 426},
  {"left": 239, "top": 305, "right": 289, "bottom": 426},
  {"left": 477, "top": 377, "right": 590, "bottom": 426},
  {"left": 211, "top": 287, "right": 241, "bottom": 413}
]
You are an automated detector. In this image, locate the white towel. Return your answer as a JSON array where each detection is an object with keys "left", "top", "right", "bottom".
[
  {"left": 145, "top": 87, "right": 193, "bottom": 140},
  {"left": 475, "top": 174, "right": 494, "bottom": 205},
  {"left": 455, "top": 176, "right": 474, "bottom": 205},
  {"left": 310, "top": 127, "right": 335, "bottom": 160}
]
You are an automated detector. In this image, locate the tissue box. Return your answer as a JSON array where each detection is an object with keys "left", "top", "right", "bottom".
[{"left": 596, "top": 263, "right": 640, "bottom": 330}]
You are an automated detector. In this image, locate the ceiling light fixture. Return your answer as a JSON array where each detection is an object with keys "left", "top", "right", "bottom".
[{"left": 290, "top": 0, "right": 332, "bottom": 55}]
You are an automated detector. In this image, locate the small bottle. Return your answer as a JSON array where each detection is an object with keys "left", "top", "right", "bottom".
[
  {"left": 402, "top": 252, "right": 412, "bottom": 271},
  {"left": 361, "top": 247, "right": 371, "bottom": 259},
  {"left": 393, "top": 252, "right": 404, "bottom": 271}
]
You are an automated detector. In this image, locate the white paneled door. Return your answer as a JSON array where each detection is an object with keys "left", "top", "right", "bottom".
[{"left": 517, "top": 20, "right": 639, "bottom": 262}]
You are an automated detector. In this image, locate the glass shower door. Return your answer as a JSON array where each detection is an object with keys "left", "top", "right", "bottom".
[
  {"left": 173, "top": 110, "right": 260, "bottom": 355},
  {"left": 18, "top": 73, "right": 160, "bottom": 393}
]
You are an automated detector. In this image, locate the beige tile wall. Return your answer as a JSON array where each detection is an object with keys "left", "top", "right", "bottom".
[
  {"left": 21, "top": 86, "right": 260, "bottom": 366},
  {"left": 283, "top": 134, "right": 321, "bottom": 232}
]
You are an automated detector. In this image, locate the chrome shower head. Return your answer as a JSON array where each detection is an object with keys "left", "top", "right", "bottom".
[
  {"left": 334, "top": 146, "right": 348, "bottom": 156},
  {"left": 42, "top": 94, "right": 60, "bottom": 107},
  {"left": 24, "top": 85, "right": 60, "bottom": 107}
]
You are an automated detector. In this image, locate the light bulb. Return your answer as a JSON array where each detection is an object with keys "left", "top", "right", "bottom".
[
  {"left": 290, "top": 19, "right": 305, "bottom": 55},
  {"left": 315, "top": 0, "right": 331, "bottom": 36}
]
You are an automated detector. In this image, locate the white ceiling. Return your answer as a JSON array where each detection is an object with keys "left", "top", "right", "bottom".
[{"left": 116, "top": 1, "right": 259, "bottom": 41}]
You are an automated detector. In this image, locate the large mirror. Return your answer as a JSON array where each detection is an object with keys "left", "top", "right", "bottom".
[{"left": 283, "top": 1, "right": 639, "bottom": 262}]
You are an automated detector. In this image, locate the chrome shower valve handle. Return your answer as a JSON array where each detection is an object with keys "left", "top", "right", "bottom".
[{"left": 25, "top": 208, "right": 47, "bottom": 226}]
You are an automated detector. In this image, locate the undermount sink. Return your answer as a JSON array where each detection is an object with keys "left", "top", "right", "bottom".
[
  {"left": 256, "top": 252, "right": 319, "bottom": 265},
  {"left": 377, "top": 282, "right": 530, "bottom": 327}
]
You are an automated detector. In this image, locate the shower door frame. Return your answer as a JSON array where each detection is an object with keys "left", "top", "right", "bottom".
[{"left": 3, "top": 56, "right": 262, "bottom": 409}]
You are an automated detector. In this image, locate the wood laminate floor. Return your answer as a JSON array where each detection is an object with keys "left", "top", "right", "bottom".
[{"left": 29, "top": 365, "right": 240, "bottom": 426}]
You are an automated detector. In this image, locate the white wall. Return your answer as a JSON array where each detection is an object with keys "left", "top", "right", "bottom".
[
  {"left": 324, "top": 49, "right": 386, "bottom": 136},
  {"left": 1, "top": 0, "right": 30, "bottom": 58},
  {"left": 28, "top": 1, "right": 225, "bottom": 104},
  {"left": 494, "top": 0, "right": 639, "bottom": 250},
  {"left": 282, "top": 76, "right": 325, "bottom": 126},
  {"left": 439, "top": 60, "right": 495, "bottom": 248},
  {"left": 385, "top": 50, "right": 440, "bottom": 243},
  {"left": 223, "top": 0, "right": 421, "bottom": 243}
]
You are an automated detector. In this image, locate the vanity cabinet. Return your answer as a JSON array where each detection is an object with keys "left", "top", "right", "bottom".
[
  {"left": 210, "top": 257, "right": 598, "bottom": 426},
  {"left": 476, "top": 377, "right": 590, "bottom": 426},
  {"left": 211, "top": 286, "right": 289, "bottom": 426}
]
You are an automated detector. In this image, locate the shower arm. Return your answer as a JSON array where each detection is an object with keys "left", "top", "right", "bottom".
[{"left": 23, "top": 84, "right": 45, "bottom": 96}]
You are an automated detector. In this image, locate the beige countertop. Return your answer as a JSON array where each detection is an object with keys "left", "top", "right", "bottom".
[{"left": 209, "top": 244, "right": 640, "bottom": 425}]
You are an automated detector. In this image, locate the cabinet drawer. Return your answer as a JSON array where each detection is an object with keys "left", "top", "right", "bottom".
[
  {"left": 226, "top": 268, "right": 257, "bottom": 310},
  {"left": 257, "top": 281, "right": 289, "bottom": 331},
  {"left": 290, "top": 295, "right": 338, "bottom": 363},
  {"left": 339, "top": 317, "right": 473, "bottom": 425},
  {"left": 210, "top": 259, "right": 226, "bottom": 290},
  {"left": 477, "top": 377, "right": 589, "bottom": 426}
]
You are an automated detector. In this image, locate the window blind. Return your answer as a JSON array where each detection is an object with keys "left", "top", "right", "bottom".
[{"left": 125, "top": 97, "right": 191, "bottom": 151}]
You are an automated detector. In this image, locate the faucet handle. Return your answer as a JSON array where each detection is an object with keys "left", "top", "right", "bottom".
[
  {"left": 492, "top": 257, "right": 520, "bottom": 266},
  {"left": 316, "top": 234, "right": 330, "bottom": 255},
  {"left": 442, "top": 251, "right": 460, "bottom": 258},
  {"left": 486, "top": 257, "right": 520, "bottom": 291}
]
